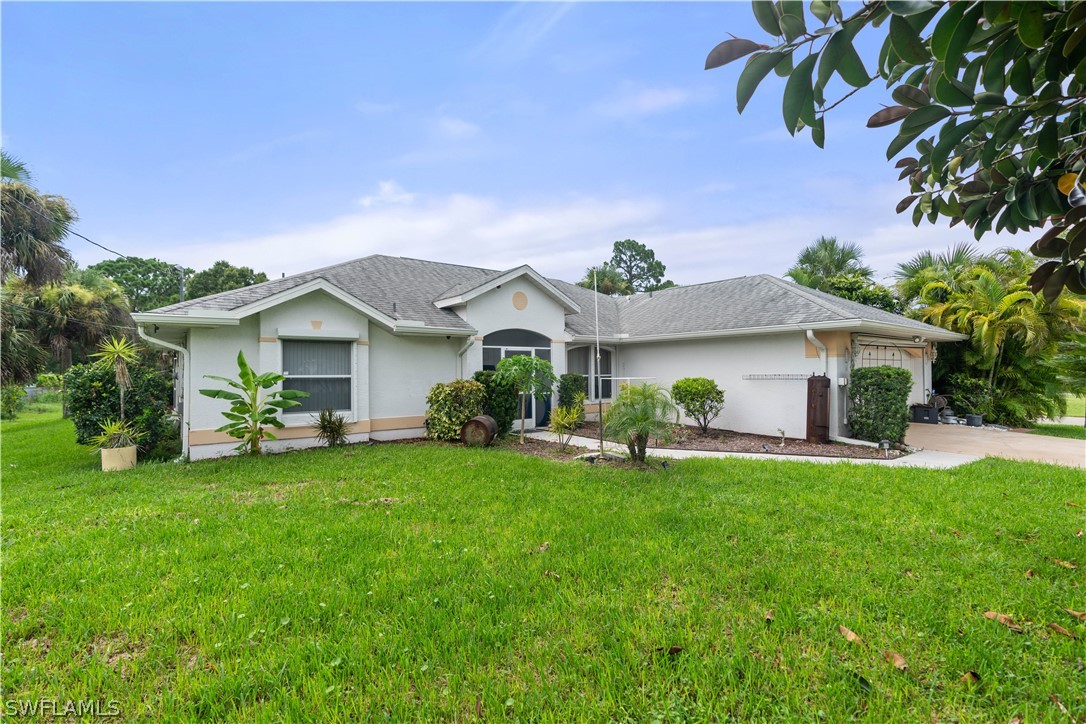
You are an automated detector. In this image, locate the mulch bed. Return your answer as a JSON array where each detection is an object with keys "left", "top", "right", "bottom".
[{"left": 572, "top": 422, "right": 908, "bottom": 460}]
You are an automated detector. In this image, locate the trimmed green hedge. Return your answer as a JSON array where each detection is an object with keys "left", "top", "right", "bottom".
[
  {"left": 425, "top": 379, "right": 486, "bottom": 441},
  {"left": 473, "top": 371, "right": 517, "bottom": 437},
  {"left": 847, "top": 366, "right": 913, "bottom": 443},
  {"left": 558, "top": 373, "right": 587, "bottom": 409},
  {"left": 64, "top": 361, "right": 179, "bottom": 460}
]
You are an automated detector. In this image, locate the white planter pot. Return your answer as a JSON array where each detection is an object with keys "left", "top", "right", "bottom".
[{"left": 101, "top": 445, "right": 137, "bottom": 472}]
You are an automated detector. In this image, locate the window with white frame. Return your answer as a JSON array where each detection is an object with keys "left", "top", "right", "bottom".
[{"left": 282, "top": 340, "right": 352, "bottom": 414}]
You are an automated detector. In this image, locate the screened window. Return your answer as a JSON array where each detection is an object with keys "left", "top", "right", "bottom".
[{"left": 282, "top": 341, "right": 352, "bottom": 413}]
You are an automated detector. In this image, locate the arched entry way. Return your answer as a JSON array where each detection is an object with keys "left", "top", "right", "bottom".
[{"left": 482, "top": 329, "right": 552, "bottom": 426}]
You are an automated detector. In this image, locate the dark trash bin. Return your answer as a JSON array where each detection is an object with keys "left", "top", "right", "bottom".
[{"left": 911, "top": 405, "right": 938, "bottom": 424}]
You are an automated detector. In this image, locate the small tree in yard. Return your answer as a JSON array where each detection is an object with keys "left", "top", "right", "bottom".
[
  {"left": 199, "top": 351, "right": 309, "bottom": 455},
  {"left": 847, "top": 366, "right": 913, "bottom": 444},
  {"left": 496, "top": 355, "right": 557, "bottom": 443},
  {"left": 671, "top": 377, "right": 725, "bottom": 434},
  {"left": 604, "top": 383, "right": 679, "bottom": 463}
]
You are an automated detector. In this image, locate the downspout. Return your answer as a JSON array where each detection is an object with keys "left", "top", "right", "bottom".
[
  {"left": 457, "top": 337, "right": 475, "bottom": 379},
  {"left": 138, "top": 325, "right": 190, "bottom": 460},
  {"left": 806, "top": 329, "right": 828, "bottom": 375}
]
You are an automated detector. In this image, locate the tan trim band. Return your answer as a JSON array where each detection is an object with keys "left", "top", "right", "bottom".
[
  {"left": 355, "top": 340, "right": 369, "bottom": 345},
  {"left": 188, "top": 416, "right": 426, "bottom": 445},
  {"left": 369, "top": 415, "right": 426, "bottom": 432},
  {"left": 551, "top": 339, "right": 566, "bottom": 344},
  {"left": 473, "top": 336, "right": 485, "bottom": 341},
  {"left": 258, "top": 337, "right": 278, "bottom": 343}
]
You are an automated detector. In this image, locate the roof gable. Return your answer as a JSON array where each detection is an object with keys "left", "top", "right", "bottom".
[{"left": 434, "top": 265, "right": 581, "bottom": 313}]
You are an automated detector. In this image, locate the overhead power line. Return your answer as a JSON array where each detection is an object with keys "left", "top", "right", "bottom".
[{"left": 3, "top": 301, "right": 137, "bottom": 332}]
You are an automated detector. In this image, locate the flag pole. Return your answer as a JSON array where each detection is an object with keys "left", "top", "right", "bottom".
[{"left": 594, "top": 269, "right": 603, "bottom": 456}]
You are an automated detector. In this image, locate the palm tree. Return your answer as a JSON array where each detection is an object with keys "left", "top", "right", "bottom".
[
  {"left": 1, "top": 151, "right": 32, "bottom": 183},
  {"left": 785, "top": 236, "right": 873, "bottom": 290},
  {"left": 578, "top": 263, "right": 632, "bottom": 296},
  {"left": 603, "top": 382, "right": 679, "bottom": 462},
  {"left": 1, "top": 178, "right": 76, "bottom": 286},
  {"left": 920, "top": 269, "right": 1081, "bottom": 387}
]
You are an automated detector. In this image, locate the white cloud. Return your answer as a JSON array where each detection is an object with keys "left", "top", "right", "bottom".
[
  {"left": 435, "top": 116, "right": 480, "bottom": 140},
  {"left": 592, "top": 84, "right": 705, "bottom": 118},
  {"left": 358, "top": 180, "right": 415, "bottom": 208},
  {"left": 470, "top": 3, "right": 574, "bottom": 64}
]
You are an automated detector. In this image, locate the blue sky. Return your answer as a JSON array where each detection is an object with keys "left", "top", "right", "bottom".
[{"left": 3, "top": 2, "right": 992, "bottom": 285}]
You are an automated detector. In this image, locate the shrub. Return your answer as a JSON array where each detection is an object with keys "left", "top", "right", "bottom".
[
  {"left": 473, "top": 370, "right": 517, "bottom": 437},
  {"left": 671, "top": 377, "right": 725, "bottom": 433},
  {"left": 604, "top": 382, "right": 679, "bottom": 463},
  {"left": 35, "top": 372, "right": 63, "bottom": 389},
  {"left": 558, "top": 373, "right": 587, "bottom": 409},
  {"left": 847, "top": 366, "right": 913, "bottom": 443},
  {"left": 316, "top": 408, "right": 350, "bottom": 447},
  {"left": 1, "top": 385, "right": 26, "bottom": 419},
  {"left": 65, "top": 361, "right": 175, "bottom": 457},
  {"left": 199, "top": 351, "right": 309, "bottom": 456},
  {"left": 946, "top": 373, "right": 994, "bottom": 418},
  {"left": 90, "top": 419, "right": 142, "bottom": 449},
  {"left": 549, "top": 405, "right": 582, "bottom": 451},
  {"left": 425, "top": 379, "right": 486, "bottom": 441}
]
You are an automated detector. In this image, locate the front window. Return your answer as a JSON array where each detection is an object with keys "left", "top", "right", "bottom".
[{"left": 282, "top": 340, "right": 352, "bottom": 413}]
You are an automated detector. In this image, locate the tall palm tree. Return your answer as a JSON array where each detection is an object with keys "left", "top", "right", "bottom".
[
  {"left": 1, "top": 151, "right": 32, "bottom": 183},
  {"left": 785, "top": 236, "right": 873, "bottom": 290},
  {"left": 920, "top": 269, "right": 1082, "bottom": 387},
  {"left": 1, "top": 179, "right": 76, "bottom": 286}
]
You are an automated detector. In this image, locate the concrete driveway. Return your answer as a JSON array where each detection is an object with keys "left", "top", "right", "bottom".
[{"left": 905, "top": 423, "right": 1085, "bottom": 468}]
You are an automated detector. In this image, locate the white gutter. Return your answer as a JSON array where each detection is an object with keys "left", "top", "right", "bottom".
[
  {"left": 457, "top": 337, "right": 475, "bottom": 379},
  {"left": 806, "top": 329, "right": 828, "bottom": 376},
  {"left": 137, "top": 325, "right": 190, "bottom": 460}
]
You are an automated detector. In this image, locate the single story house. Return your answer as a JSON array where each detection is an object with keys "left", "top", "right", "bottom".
[{"left": 132, "top": 255, "right": 964, "bottom": 460}]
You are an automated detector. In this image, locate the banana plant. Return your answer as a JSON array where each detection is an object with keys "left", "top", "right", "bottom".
[{"left": 199, "top": 351, "right": 309, "bottom": 455}]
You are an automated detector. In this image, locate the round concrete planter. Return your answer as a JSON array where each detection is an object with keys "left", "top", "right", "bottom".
[
  {"left": 964, "top": 414, "right": 984, "bottom": 427},
  {"left": 101, "top": 445, "right": 137, "bottom": 472}
]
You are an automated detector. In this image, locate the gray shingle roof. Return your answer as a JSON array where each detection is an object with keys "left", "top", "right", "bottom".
[{"left": 146, "top": 255, "right": 951, "bottom": 339}]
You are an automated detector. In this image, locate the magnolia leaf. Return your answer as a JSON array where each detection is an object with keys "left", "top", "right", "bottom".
[
  {"left": 779, "top": 14, "right": 806, "bottom": 42},
  {"left": 1042, "top": 265, "right": 1071, "bottom": 303},
  {"left": 943, "top": 2, "right": 984, "bottom": 77},
  {"left": 885, "top": 0, "right": 937, "bottom": 16},
  {"left": 811, "top": 115, "right": 825, "bottom": 149},
  {"left": 973, "top": 91, "right": 1007, "bottom": 107},
  {"left": 883, "top": 650, "right": 908, "bottom": 670},
  {"left": 1048, "top": 623, "right": 1076, "bottom": 639},
  {"left": 1052, "top": 558, "right": 1077, "bottom": 569},
  {"left": 984, "top": 611, "right": 1023, "bottom": 633},
  {"left": 751, "top": 0, "right": 782, "bottom": 36},
  {"left": 1009, "top": 55, "right": 1034, "bottom": 96},
  {"left": 868, "top": 105, "right": 912, "bottom": 127},
  {"left": 900, "top": 104, "right": 951, "bottom": 134},
  {"left": 889, "top": 14, "right": 929, "bottom": 64},
  {"left": 1064, "top": 608, "right": 1086, "bottom": 621},
  {"left": 1016, "top": 2, "right": 1046, "bottom": 49},
  {"left": 705, "top": 38, "right": 762, "bottom": 70},
  {"left": 892, "top": 84, "right": 930, "bottom": 108},
  {"left": 931, "top": 0, "right": 969, "bottom": 61},
  {"left": 810, "top": 0, "right": 832, "bottom": 24},
  {"left": 737, "top": 52, "right": 786, "bottom": 113},
  {"left": 782, "top": 53, "right": 818, "bottom": 135},
  {"left": 765, "top": 609, "right": 775, "bottom": 623},
  {"left": 961, "top": 670, "right": 981, "bottom": 685},
  {"left": 838, "top": 625, "right": 865, "bottom": 646},
  {"left": 896, "top": 195, "right": 919, "bottom": 213}
]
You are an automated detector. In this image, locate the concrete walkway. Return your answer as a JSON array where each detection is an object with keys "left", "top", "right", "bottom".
[
  {"left": 528, "top": 432, "right": 979, "bottom": 469},
  {"left": 905, "top": 423, "right": 1085, "bottom": 468}
]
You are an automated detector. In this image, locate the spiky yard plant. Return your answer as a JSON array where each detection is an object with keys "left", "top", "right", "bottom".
[
  {"left": 315, "top": 408, "right": 350, "bottom": 448},
  {"left": 91, "top": 336, "right": 139, "bottom": 425},
  {"left": 603, "top": 382, "right": 679, "bottom": 463}
]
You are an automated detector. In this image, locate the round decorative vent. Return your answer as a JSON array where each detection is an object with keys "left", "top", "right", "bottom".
[{"left": 512, "top": 291, "right": 528, "bottom": 310}]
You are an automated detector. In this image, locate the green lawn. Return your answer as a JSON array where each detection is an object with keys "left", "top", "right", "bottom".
[
  {"left": 3, "top": 407, "right": 1084, "bottom": 720},
  {"left": 1063, "top": 394, "right": 1086, "bottom": 418},
  {"left": 1029, "top": 423, "right": 1086, "bottom": 441}
]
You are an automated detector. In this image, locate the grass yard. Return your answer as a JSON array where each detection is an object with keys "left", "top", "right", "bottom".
[
  {"left": 1063, "top": 394, "right": 1086, "bottom": 418},
  {"left": 1029, "top": 423, "right": 1086, "bottom": 441},
  {"left": 3, "top": 407, "right": 1084, "bottom": 721}
]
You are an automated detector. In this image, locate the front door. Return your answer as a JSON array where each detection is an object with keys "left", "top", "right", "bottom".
[{"left": 504, "top": 349, "right": 535, "bottom": 429}]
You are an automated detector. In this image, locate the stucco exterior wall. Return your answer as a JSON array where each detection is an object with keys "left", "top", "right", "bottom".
[
  {"left": 463, "top": 277, "right": 568, "bottom": 340},
  {"left": 368, "top": 325, "right": 460, "bottom": 426},
  {"left": 188, "top": 316, "right": 261, "bottom": 433},
  {"left": 617, "top": 332, "right": 828, "bottom": 439}
]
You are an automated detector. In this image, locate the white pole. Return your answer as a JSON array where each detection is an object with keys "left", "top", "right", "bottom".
[{"left": 594, "top": 269, "right": 603, "bottom": 455}]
